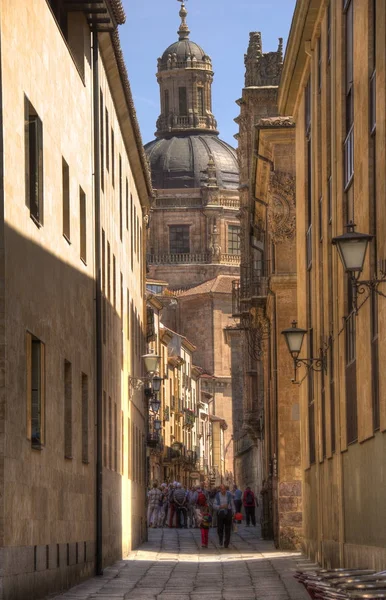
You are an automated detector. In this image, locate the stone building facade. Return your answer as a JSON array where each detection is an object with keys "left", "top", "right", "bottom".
[
  {"left": 233, "top": 32, "right": 302, "bottom": 549},
  {"left": 144, "top": 3, "right": 241, "bottom": 480},
  {"left": 0, "top": 2, "right": 151, "bottom": 598},
  {"left": 279, "top": 0, "right": 386, "bottom": 568}
]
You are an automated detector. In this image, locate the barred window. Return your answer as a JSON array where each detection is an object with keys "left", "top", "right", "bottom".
[
  {"left": 228, "top": 225, "right": 240, "bottom": 255},
  {"left": 169, "top": 225, "right": 190, "bottom": 254}
]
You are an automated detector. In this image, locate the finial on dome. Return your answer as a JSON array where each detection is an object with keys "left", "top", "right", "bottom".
[{"left": 177, "top": 0, "right": 190, "bottom": 41}]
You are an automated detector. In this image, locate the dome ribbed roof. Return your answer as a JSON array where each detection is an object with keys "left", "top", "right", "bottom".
[
  {"left": 161, "top": 39, "right": 207, "bottom": 64},
  {"left": 145, "top": 135, "right": 239, "bottom": 190}
]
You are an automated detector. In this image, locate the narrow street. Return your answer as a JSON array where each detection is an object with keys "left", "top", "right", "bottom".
[{"left": 51, "top": 526, "right": 310, "bottom": 600}]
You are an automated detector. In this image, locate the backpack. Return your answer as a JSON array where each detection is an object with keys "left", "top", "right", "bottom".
[
  {"left": 197, "top": 492, "right": 207, "bottom": 506},
  {"left": 245, "top": 491, "right": 254, "bottom": 504}
]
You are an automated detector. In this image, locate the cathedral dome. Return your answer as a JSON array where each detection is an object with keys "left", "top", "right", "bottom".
[
  {"left": 160, "top": 39, "right": 208, "bottom": 67},
  {"left": 145, "top": 134, "right": 239, "bottom": 190}
]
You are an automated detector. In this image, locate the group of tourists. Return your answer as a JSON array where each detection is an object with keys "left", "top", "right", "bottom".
[{"left": 147, "top": 481, "right": 258, "bottom": 548}]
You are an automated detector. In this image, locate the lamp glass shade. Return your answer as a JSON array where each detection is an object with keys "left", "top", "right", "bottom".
[
  {"left": 332, "top": 227, "right": 373, "bottom": 273},
  {"left": 151, "top": 375, "right": 162, "bottom": 393},
  {"left": 150, "top": 397, "right": 161, "bottom": 413},
  {"left": 154, "top": 419, "right": 161, "bottom": 431},
  {"left": 172, "top": 441, "right": 181, "bottom": 451},
  {"left": 281, "top": 321, "right": 307, "bottom": 358},
  {"left": 142, "top": 353, "right": 160, "bottom": 374}
]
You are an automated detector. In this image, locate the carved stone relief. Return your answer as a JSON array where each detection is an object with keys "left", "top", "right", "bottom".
[{"left": 267, "top": 171, "right": 296, "bottom": 244}]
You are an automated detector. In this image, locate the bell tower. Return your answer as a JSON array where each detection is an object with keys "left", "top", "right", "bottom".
[{"left": 155, "top": 2, "right": 218, "bottom": 138}]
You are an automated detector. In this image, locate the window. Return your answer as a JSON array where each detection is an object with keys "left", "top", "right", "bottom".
[
  {"left": 105, "top": 108, "right": 109, "bottom": 172},
  {"left": 308, "top": 328, "right": 316, "bottom": 464},
  {"left": 197, "top": 87, "right": 204, "bottom": 116},
  {"left": 126, "top": 178, "right": 129, "bottom": 230},
  {"left": 64, "top": 360, "right": 72, "bottom": 459},
  {"left": 344, "top": 0, "right": 354, "bottom": 189},
  {"left": 103, "top": 391, "right": 107, "bottom": 467},
  {"left": 329, "top": 341, "right": 336, "bottom": 453},
  {"left": 107, "top": 241, "right": 111, "bottom": 300},
  {"left": 100, "top": 91, "right": 104, "bottom": 191},
  {"left": 370, "top": 0, "right": 376, "bottom": 134},
  {"left": 48, "top": 0, "right": 67, "bottom": 36},
  {"left": 111, "top": 129, "right": 115, "bottom": 187},
  {"left": 317, "top": 37, "right": 322, "bottom": 92},
  {"left": 79, "top": 187, "right": 86, "bottom": 263},
  {"left": 130, "top": 194, "right": 134, "bottom": 270},
  {"left": 345, "top": 284, "right": 357, "bottom": 444},
  {"left": 328, "top": 176, "right": 332, "bottom": 223},
  {"left": 327, "top": 3, "right": 331, "bottom": 63},
  {"left": 109, "top": 397, "right": 112, "bottom": 470},
  {"left": 127, "top": 289, "right": 130, "bottom": 339},
  {"left": 119, "top": 155, "right": 122, "bottom": 240},
  {"left": 62, "top": 158, "right": 70, "bottom": 241},
  {"left": 26, "top": 332, "right": 45, "bottom": 447},
  {"left": 113, "top": 255, "right": 116, "bottom": 309},
  {"left": 114, "top": 402, "right": 118, "bottom": 472},
  {"left": 318, "top": 196, "right": 323, "bottom": 242},
  {"left": 169, "top": 225, "right": 190, "bottom": 254},
  {"left": 81, "top": 373, "right": 89, "bottom": 464},
  {"left": 228, "top": 225, "right": 240, "bottom": 255},
  {"left": 25, "top": 96, "right": 43, "bottom": 225},
  {"left": 179, "top": 87, "right": 187, "bottom": 116},
  {"left": 164, "top": 90, "right": 169, "bottom": 115},
  {"left": 134, "top": 205, "right": 137, "bottom": 256},
  {"left": 48, "top": 1, "right": 85, "bottom": 77}
]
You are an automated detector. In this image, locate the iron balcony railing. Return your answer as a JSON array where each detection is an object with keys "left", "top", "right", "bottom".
[{"left": 240, "top": 260, "right": 270, "bottom": 305}]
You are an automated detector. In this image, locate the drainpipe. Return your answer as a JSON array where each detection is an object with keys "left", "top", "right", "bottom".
[{"left": 92, "top": 29, "right": 103, "bottom": 577}]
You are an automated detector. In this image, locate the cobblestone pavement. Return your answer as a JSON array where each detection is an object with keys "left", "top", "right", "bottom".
[{"left": 51, "top": 525, "right": 311, "bottom": 600}]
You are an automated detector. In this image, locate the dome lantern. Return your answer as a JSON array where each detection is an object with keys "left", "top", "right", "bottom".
[{"left": 155, "top": 0, "right": 218, "bottom": 138}]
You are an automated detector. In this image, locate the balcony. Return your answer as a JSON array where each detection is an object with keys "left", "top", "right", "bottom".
[
  {"left": 147, "top": 432, "right": 161, "bottom": 448},
  {"left": 240, "top": 261, "right": 270, "bottom": 308},
  {"left": 183, "top": 408, "right": 195, "bottom": 429},
  {"left": 147, "top": 252, "right": 210, "bottom": 265}
]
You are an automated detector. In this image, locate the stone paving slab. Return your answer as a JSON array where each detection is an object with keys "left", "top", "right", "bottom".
[{"left": 49, "top": 526, "right": 311, "bottom": 600}]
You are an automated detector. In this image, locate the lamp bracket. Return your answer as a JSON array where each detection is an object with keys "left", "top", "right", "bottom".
[
  {"left": 291, "top": 355, "right": 327, "bottom": 385},
  {"left": 350, "top": 272, "right": 386, "bottom": 313}
]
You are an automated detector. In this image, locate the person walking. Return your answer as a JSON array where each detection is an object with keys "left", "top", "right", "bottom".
[
  {"left": 147, "top": 482, "right": 162, "bottom": 528},
  {"left": 243, "top": 486, "right": 257, "bottom": 527},
  {"left": 168, "top": 483, "right": 177, "bottom": 528},
  {"left": 199, "top": 504, "right": 212, "bottom": 548},
  {"left": 213, "top": 483, "right": 235, "bottom": 548},
  {"left": 233, "top": 484, "right": 243, "bottom": 518},
  {"left": 173, "top": 483, "right": 188, "bottom": 528}
]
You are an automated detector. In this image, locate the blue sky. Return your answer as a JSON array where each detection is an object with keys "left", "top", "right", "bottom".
[{"left": 120, "top": 0, "right": 296, "bottom": 147}]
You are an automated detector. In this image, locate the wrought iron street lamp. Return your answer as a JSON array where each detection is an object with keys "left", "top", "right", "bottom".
[
  {"left": 128, "top": 353, "right": 161, "bottom": 394},
  {"left": 332, "top": 222, "right": 386, "bottom": 312},
  {"left": 149, "top": 396, "right": 161, "bottom": 414},
  {"left": 281, "top": 320, "right": 326, "bottom": 384},
  {"left": 154, "top": 418, "right": 162, "bottom": 432}
]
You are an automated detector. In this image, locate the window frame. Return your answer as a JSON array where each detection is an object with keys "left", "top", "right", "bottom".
[
  {"left": 26, "top": 332, "right": 46, "bottom": 448},
  {"left": 25, "top": 96, "right": 44, "bottom": 227},
  {"left": 169, "top": 224, "right": 190, "bottom": 255}
]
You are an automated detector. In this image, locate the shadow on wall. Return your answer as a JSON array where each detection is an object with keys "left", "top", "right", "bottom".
[{"left": 0, "top": 225, "right": 143, "bottom": 600}]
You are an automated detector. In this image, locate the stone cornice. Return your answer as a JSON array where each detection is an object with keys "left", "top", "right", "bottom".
[{"left": 278, "top": 0, "right": 321, "bottom": 116}]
